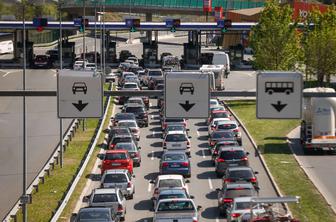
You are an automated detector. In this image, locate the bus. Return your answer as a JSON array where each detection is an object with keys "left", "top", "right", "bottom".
[
  {"left": 265, "top": 81, "right": 294, "bottom": 95},
  {"left": 0, "top": 40, "right": 13, "bottom": 54}
]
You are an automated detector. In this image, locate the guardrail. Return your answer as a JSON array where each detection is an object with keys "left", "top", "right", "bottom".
[
  {"left": 4, "top": 119, "right": 79, "bottom": 222},
  {"left": 50, "top": 83, "right": 112, "bottom": 222}
]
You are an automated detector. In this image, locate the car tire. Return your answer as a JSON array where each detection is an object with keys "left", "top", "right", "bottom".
[
  {"left": 120, "top": 216, "right": 125, "bottom": 221},
  {"left": 216, "top": 171, "right": 222, "bottom": 178},
  {"left": 145, "top": 123, "right": 149, "bottom": 127},
  {"left": 129, "top": 193, "right": 134, "bottom": 199},
  {"left": 219, "top": 208, "right": 227, "bottom": 217}
]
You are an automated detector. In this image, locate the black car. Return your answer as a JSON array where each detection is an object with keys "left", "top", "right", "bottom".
[
  {"left": 123, "top": 104, "right": 149, "bottom": 127},
  {"left": 71, "top": 207, "right": 120, "bottom": 222},
  {"left": 222, "top": 166, "right": 259, "bottom": 188},
  {"left": 107, "top": 127, "right": 133, "bottom": 145},
  {"left": 217, "top": 182, "right": 258, "bottom": 216},
  {"left": 119, "top": 50, "right": 132, "bottom": 62},
  {"left": 109, "top": 134, "right": 137, "bottom": 149},
  {"left": 111, "top": 113, "right": 136, "bottom": 126},
  {"left": 33, "top": 55, "right": 51, "bottom": 68}
]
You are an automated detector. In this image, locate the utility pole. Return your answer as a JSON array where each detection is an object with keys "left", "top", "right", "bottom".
[{"left": 58, "top": 0, "right": 63, "bottom": 168}]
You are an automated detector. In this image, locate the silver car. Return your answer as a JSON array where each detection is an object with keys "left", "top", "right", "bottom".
[
  {"left": 101, "top": 169, "right": 135, "bottom": 199},
  {"left": 163, "top": 130, "right": 191, "bottom": 157},
  {"left": 85, "top": 188, "right": 127, "bottom": 221},
  {"left": 153, "top": 198, "right": 202, "bottom": 222}
]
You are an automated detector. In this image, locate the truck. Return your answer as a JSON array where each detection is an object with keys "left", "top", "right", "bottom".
[
  {"left": 300, "top": 87, "right": 336, "bottom": 154},
  {"left": 200, "top": 64, "right": 225, "bottom": 90}
]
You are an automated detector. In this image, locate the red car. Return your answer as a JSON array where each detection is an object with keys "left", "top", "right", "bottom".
[
  {"left": 207, "top": 110, "right": 231, "bottom": 125},
  {"left": 101, "top": 150, "right": 133, "bottom": 175}
]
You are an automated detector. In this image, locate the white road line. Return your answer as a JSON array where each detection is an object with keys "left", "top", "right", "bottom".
[
  {"left": 148, "top": 183, "right": 152, "bottom": 192},
  {"left": 208, "top": 178, "right": 213, "bottom": 190},
  {"left": 201, "top": 149, "right": 206, "bottom": 159},
  {"left": 196, "top": 130, "right": 200, "bottom": 136},
  {"left": 151, "top": 151, "right": 154, "bottom": 160},
  {"left": 2, "top": 71, "right": 14, "bottom": 77},
  {"left": 216, "top": 218, "right": 220, "bottom": 222},
  {"left": 149, "top": 102, "right": 152, "bottom": 107}
]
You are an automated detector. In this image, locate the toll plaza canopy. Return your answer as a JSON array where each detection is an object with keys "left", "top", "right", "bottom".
[{"left": 63, "top": 0, "right": 265, "bottom": 14}]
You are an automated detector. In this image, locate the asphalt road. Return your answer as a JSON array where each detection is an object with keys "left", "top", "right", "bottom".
[
  {"left": 74, "top": 97, "right": 277, "bottom": 222},
  {"left": 0, "top": 69, "right": 72, "bottom": 220},
  {"left": 288, "top": 128, "right": 336, "bottom": 212}
]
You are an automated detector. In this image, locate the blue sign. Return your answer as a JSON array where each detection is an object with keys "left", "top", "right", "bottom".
[
  {"left": 125, "top": 19, "right": 133, "bottom": 27},
  {"left": 166, "top": 19, "right": 174, "bottom": 28},
  {"left": 74, "top": 18, "right": 82, "bottom": 27}
]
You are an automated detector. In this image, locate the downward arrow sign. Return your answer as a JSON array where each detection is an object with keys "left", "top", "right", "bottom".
[
  {"left": 271, "top": 101, "right": 287, "bottom": 112},
  {"left": 72, "top": 100, "right": 88, "bottom": 112},
  {"left": 179, "top": 100, "right": 195, "bottom": 112}
]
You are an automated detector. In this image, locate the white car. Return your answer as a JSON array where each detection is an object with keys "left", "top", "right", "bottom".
[
  {"left": 150, "top": 174, "right": 190, "bottom": 201},
  {"left": 163, "top": 130, "right": 191, "bottom": 156},
  {"left": 208, "top": 117, "right": 231, "bottom": 135},
  {"left": 84, "top": 63, "right": 96, "bottom": 71},
  {"left": 73, "top": 60, "right": 87, "bottom": 70},
  {"left": 126, "top": 56, "right": 139, "bottom": 65},
  {"left": 210, "top": 98, "right": 220, "bottom": 107},
  {"left": 214, "top": 120, "right": 242, "bottom": 145},
  {"left": 226, "top": 197, "right": 265, "bottom": 222},
  {"left": 122, "top": 82, "right": 140, "bottom": 90},
  {"left": 117, "top": 119, "right": 140, "bottom": 141},
  {"left": 153, "top": 198, "right": 201, "bottom": 222}
]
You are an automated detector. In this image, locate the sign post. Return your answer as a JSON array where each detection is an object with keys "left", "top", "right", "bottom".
[
  {"left": 257, "top": 71, "right": 303, "bottom": 119},
  {"left": 58, "top": 70, "right": 103, "bottom": 118},
  {"left": 165, "top": 72, "right": 210, "bottom": 119}
]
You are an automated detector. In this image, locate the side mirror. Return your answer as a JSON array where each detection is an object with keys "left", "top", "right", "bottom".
[
  {"left": 186, "top": 128, "right": 190, "bottom": 131},
  {"left": 138, "top": 146, "right": 141, "bottom": 149},
  {"left": 149, "top": 180, "right": 155, "bottom": 184},
  {"left": 132, "top": 175, "right": 136, "bottom": 178},
  {"left": 254, "top": 171, "right": 259, "bottom": 174},
  {"left": 188, "top": 136, "right": 192, "bottom": 139},
  {"left": 246, "top": 152, "right": 250, "bottom": 155},
  {"left": 197, "top": 205, "right": 202, "bottom": 211},
  {"left": 70, "top": 213, "right": 78, "bottom": 222},
  {"left": 190, "top": 195, "right": 195, "bottom": 199},
  {"left": 82, "top": 195, "right": 90, "bottom": 202},
  {"left": 185, "top": 179, "right": 190, "bottom": 183},
  {"left": 216, "top": 188, "right": 221, "bottom": 192}
]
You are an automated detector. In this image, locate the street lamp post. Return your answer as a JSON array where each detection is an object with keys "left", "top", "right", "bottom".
[{"left": 58, "top": 0, "right": 63, "bottom": 168}]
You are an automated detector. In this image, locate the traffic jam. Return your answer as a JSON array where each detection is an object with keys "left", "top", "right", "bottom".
[{"left": 71, "top": 57, "right": 300, "bottom": 222}]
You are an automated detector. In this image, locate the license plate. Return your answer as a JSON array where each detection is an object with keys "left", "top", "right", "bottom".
[
  {"left": 111, "top": 163, "right": 121, "bottom": 166},
  {"left": 172, "top": 144, "right": 181, "bottom": 147},
  {"left": 170, "top": 164, "right": 180, "bottom": 168},
  {"left": 229, "top": 163, "right": 238, "bottom": 167}
]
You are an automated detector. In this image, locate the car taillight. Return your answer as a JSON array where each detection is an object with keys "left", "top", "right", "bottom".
[
  {"left": 216, "top": 158, "right": 225, "bottom": 163},
  {"left": 224, "top": 178, "right": 232, "bottom": 183},
  {"left": 231, "top": 213, "right": 241, "bottom": 218},
  {"left": 214, "top": 150, "right": 218, "bottom": 155},
  {"left": 135, "top": 152, "right": 140, "bottom": 157},
  {"left": 181, "top": 162, "right": 189, "bottom": 167},
  {"left": 163, "top": 142, "right": 167, "bottom": 148},
  {"left": 192, "top": 219, "right": 198, "bottom": 222},
  {"left": 110, "top": 144, "right": 115, "bottom": 149},
  {"left": 163, "top": 123, "right": 167, "bottom": 128},
  {"left": 241, "top": 157, "right": 248, "bottom": 161},
  {"left": 118, "top": 204, "right": 123, "bottom": 212},
  {"left": 210, "top": 141, "right": 215, "bottom": 146},
  {"left": 211, "top": 126, "right": 215, "bottom": 130},
  {"left": 187, "top": 141, "right": 190, "bottom": 146},
  {"left": 154, "top": 188, "right": 159, "bottom": 195},
  {"left": 223, "top": 198, "right": 233, "bottom": 203},
  {"left": 127, "top": 182, "right": 131, "bottom": 188},
  {"left": 250, "top": 177, "right": 257, "bottom": 183},
  {"left": 162, "top": 162, "right": 169, "bottom": 167}
]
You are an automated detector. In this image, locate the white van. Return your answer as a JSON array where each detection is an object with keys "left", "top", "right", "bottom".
[
  {"left": 211, "top": 51, "right": 230, "bottom": 76},
  {"left": 0, "top": 40, "right": 13, "bottom": 54},
  {"left": 200, "top": 65, "right": 225, "bottom": 90}
]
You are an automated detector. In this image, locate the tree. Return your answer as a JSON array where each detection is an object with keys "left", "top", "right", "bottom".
[
  {"left": 303, "top": 7, "right": 336, "bottom": 86},
  {"left": 249, "top": 0, "right": 302, "bottom": 70}
]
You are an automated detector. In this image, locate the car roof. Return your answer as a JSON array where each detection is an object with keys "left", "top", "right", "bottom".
[
  {"left": 148, "top": 68, "right": 162, "bottom": 71},
  {"left": 212, "top": 110, "right": 228, "bottom": 114},
  {"left": 106, "top": 150, "right": 129, "bottom": 154},
  {"left": 93, "top": 188, "right": 119, "bottom": 195},
  {"left": 226, "top": 182, "right": 254, "bottom": 189},
  {"left": 166, "top": 130, "right": 187, "bottom": 135},
  {"left": 217, "top": 120, "right": 238, "bottom": 125},
  {"left": 158, "top": 188, "right": 187, "bottom": 195},
  {"left": 157, "top": 174, "right": 184, "bottom": 180},
  {"left": 128, "top": 97, "right": 143, "bottom": 100},
  {"left": 125, "top": 103, "right": 144, "bottom": 108},
  {"left": 162, "top": 151, "right": 188, "bottom": 155},
  {"left": 115, "top": 113, "right": 135, "bottom": 117},
  {"left": 118, "top": 119, "right": 137, "bottom": 123},
  {"left": 233, "top": 196, "right": 254, "bottom": 202},
  {"left": 79, "top": 207, "right": 110, "bottom": 213},
  {"left": 213, "top": 118, "right": 230, "bottom": 122},
  {"left": 104, "top": 169, "right": 128, "bottom": 174},
  {"left": 157, "top": 198, "right": 194, "bottom": 204},
  {"left": 219, "top": 146, "right": 245, "bottom": 151}
]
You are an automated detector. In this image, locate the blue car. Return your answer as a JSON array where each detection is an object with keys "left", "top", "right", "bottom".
[{"left": 159, "top": 151, "right": 191, "bottom": 177}]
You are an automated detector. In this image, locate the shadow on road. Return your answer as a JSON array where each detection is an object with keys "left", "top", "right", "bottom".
[
  {"left": 196, "top": 171, "right": 217, "bottom": 180},
  {"left": 144, "top": 172, "right": 159, "bottom": 181},
  {"left": 198, "top": 142, "right": 208, "bottom": 148},
  {"left": 201, "top": 206, "right": 220, "bottom": 219},
  {"left": 86, "top": 173, "right": 101, "bottom": 181},
  {"left": 198, "top": 135, "right": 208, "bottom": 141},
  {"left": 206, "top": 190, "right": 218, "bottom": 200},
  {"left": 134, "top": 199, "right": 153, "bottom": 211},
  {"left": 147, "top": 151, "right": 162, "bottom": 159},
  {"left": 151, "top": 142, "right": 162, "bottom": 148},
  {"left": 195, "top": 122, "right": 207, "bottom": 127},
  {"left": 197, "top": 160, "right": 213, "bottom": 168}
]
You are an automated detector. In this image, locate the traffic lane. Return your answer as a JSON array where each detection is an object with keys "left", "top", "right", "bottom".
[
  {"left": 225, "top": 71, "right": 256, "bottom": 91},
  {"left": 290, "top": 139, "right": 336, "bottom": 210},
  {"left": 0, "top": 69, "right": 72, "bottom": 220}
]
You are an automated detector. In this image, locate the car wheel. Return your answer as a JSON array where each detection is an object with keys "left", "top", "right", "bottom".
[
  {"left": 128, "top": 193, "right": 134, "bottom": 199},
  {"left": 216, "top": 171, "right": 222, "bottom": 178},
  {"left": 145, "top": 123, "right": 149, "bottom": 127},
  {"left": 120, "top": 216, "right": 125, "bottom": 221},
  {"left": 219, "top": 208, "right": 227, "bottom": 217}
]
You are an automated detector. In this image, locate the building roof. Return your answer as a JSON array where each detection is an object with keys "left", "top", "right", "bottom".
[{"left": 229, "top": 7, "right": 264, "bottom": 16}]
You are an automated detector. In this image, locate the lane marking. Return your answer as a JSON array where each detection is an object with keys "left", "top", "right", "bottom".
[
  {"left": 151, "top": 151, "right": 154, "bottom": 160},
  {"left": 148, "top": 183, "right": 152, "bottom": 192},
  {"left": 2, "top": 71, "right": 14, "bottom": 77},
  {"left": 208, "top": 178, "right": 213, "bottom": 190},
  {"left": 201, "top": 149, "right": 206, "bottom": 159},
  {"left": 149, "top": 102, "right": 152, "bottom": 107},
  {"left": 196, "top": 130, "right": 200, "bottom": 136}
]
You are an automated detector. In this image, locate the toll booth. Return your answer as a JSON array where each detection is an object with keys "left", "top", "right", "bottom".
[
  {"left": 59, "top": 41, "right": 75, "bottom": 68},
  {"left": 182, "top": 31, "right": 201, "bottom": 69},
  {"left": 143, "top": 41, "right": 159, "bottom": 68},
  {"left": 229, "top": 44, "right": 243, "bottom": 69},
  {"left": 15, "top": 41, "right": 34, "bottom": 65},
  {"left": 106, "top": 41, "right": 117, "bottom": 64}
]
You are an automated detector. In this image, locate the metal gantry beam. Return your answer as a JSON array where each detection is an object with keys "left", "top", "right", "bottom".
[{"left": 2, "top": 90, "right": 336, "bottom": 97}]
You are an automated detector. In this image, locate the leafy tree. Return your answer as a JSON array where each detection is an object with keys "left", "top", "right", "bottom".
[
  {"left": 250, "top": 0, "right": 302, "bottom": 70},
  {"left": 303, "top": 7, "right": 336, "bottom": 86}
]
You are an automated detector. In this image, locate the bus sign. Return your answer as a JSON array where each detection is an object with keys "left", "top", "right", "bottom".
[{"left": 257, "top": 71, "right": 302, "bottom": 119}]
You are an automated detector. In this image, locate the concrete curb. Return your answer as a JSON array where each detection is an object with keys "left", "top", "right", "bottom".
[
  {"left": 224, "top": 102, "right": 293, "bottom": 216},
  {"left": 50, "top": 83, "right": 113, "bottom": 222},
  {"left": 287, "top": 128, "right": 336, "bottom": 214}
]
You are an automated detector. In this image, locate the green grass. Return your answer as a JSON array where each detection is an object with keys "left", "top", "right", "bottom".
[
  {"left": 227, "top": 100, "right": 336, "bottom": 222},
  {"left": 13, "top": 83, "right": 112, "bottom": 222}
]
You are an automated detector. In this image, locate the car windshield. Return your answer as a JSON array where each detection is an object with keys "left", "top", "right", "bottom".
[
  {"left": 166, "top": 125, "right": 185, "bottom": 132},
  {"left": 118, "top": 121, "right": 137, "bottom": 128},
  {"left": 127, "top": 99, "right": 142, "bottom": 104},
  {"left": 123, "top": 84, "right": 138, "bottom": 89},
  {"left": 213, "top": 112, "right": 230, "bottom": 119},
  {"left": 235, "top": 202, "right": 256, "bottom": 210},
  {"left": 105, "top": 153, "right": 127, "bottom": 160},
  {"left": 225, "top": 188, "right": 254, "bottom": 198},
  {"left": 115, "top": 113, "right": 135, "bottom": 120},
  {"left": 210, "top": 100, "right": 219, "bottom": 106},
  {"left": 166, "top": 134, "right": 187, "bottom": 142},
  {"left": 115, "top": 143, "right": 136, "bottom": 151},
  {"left": 112, "top": 137, "right": 132, "bottom": 144},
  {"left": 157, "top": 200, "right": 195, "bottom": 212},
  {"left": 219, "top": 150, "right": 245, "bottom": 160},
  {"left": 159, "top": 193, "right": 187, "bottom": 200},
  {"left": 148, "top": 71, "right": 162, "bottom": 76},
  {"left": 217, "top": 142, "right": 238, "bottom": 147},
  {"left": 159, "top": 179, "right": 182, "bottom": 188},
  {"left": 78, "top": 209, "right": 111, "bottom": 220},
  {"left": 104, "top": 173, "right": 128, "bottom": 183},
  {"left": 163, "top": 153, "right": 186, "bottom": 161},
  {"left": 217, "top": 123, "right": 237, "bottom": 130},
  {"left": 92, "top": 193, "right": 118, "bottom": 203},
  {"left": 229, "top": 170, "right": 253, "bottom": 179},
  {"left": 125, "top": 107, "right": 144, "bottom": 113},
  {"left": 165, "top": 118, "right": 184, "bottom": 123},
  {"left": 212, "top": 131, "right": 234, "bottom": 139}
]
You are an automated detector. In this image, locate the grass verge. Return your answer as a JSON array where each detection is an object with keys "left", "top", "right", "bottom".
[
  {"left": 227, "top": 100, "right": 336, "bottom": 222},
  {"left": 13, "top": 83, "right": 112, "bottom": 222}
]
